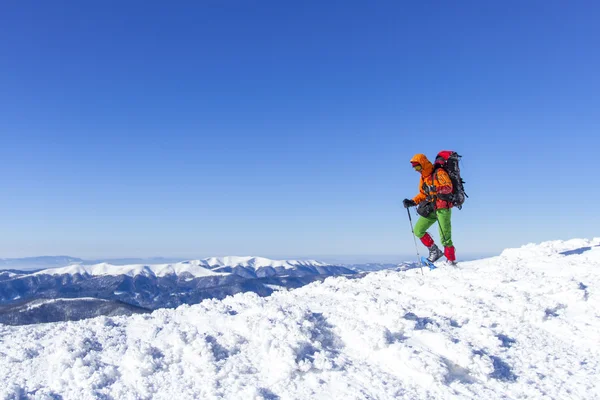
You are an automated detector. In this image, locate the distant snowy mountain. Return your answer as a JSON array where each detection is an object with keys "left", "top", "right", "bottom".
[
  {"left": 0, "top": 256, "right": 84, "bottom": 271},
  {"left": 28, "top": 256, "right": 336, "bottom": 278},
  {"left": 1, "top": 238, "right": 598, "bottom": 399},
  {"left": 0, "top": 257, "right": 354, "bottom": 324},
  {"left": 0, "top": 256, "right": 190, "bottom": 271}
]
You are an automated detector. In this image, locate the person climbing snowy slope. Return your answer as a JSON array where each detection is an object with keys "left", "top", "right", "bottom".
[{"left": 403, "top": 153, "right": 457, "bottom": 265}]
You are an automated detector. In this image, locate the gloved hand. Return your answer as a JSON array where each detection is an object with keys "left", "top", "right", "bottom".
[{"left": 403, "top": 199, "right": 416, "bottom": 208}]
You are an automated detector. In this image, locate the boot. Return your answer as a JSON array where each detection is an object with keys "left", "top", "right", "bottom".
[
  {"left": 427, "top": 244, "right": 444, "bottom": 263},
  {"left": 444, "top": 246, "right": 456, "bottom": 265}
]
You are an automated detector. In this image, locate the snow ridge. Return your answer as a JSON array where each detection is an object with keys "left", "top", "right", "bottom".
[{"left": 29, "top": 257, "right": 333, "bottom": 278}]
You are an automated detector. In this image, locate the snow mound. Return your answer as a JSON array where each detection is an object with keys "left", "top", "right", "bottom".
[{"left": 1, "top": 238, "right": 599, "bottom": 399}]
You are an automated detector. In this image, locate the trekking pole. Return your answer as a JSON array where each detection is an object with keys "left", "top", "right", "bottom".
[{"left": 406, "top": 208, "right": 424, "bottom": 275}]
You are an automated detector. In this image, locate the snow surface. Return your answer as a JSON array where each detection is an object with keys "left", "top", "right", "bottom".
[
  {"left": 29, "top": 257, "right": 330, "bottom": 278},
  {"left": 1, "top": 238, "right": 599, "bottom": 399}
]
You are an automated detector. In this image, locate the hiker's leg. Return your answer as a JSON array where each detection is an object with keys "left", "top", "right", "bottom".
[
  {"left": 414, "top": 212, "right": 437, "bottom": 246},
  {"left": 436, "top": 208, "right": 453, "bottom": 247},
  {"left": 436, "top": 208, "right": 456, "bottom": 261}
]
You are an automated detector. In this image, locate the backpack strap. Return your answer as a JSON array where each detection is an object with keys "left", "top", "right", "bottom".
[
  {"left": 425, "top": 172, "right": 436, "bottom": 202},
  {"left": 434, "top": 168, "right": 453, "bottom": 205}
]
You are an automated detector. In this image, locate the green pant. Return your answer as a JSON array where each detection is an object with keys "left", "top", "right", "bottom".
[{"left": 414, "top": 208, "right": 453, "bottom": 247}]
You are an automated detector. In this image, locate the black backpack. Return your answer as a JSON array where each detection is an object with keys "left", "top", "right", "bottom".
[{"left": 433, "top": 151, "right": 468, "bottom": 209}]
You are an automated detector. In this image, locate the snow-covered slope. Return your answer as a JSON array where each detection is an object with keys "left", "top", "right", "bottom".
[{"left": 1, "top": 238, "right": 599, "bottom": 399}]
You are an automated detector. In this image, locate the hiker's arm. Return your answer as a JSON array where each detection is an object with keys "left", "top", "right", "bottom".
[
  {"left": 413, "top": 192, "right": 427, "bottom": 204},
  {"left": 413, "top": 177, "right": 427, "bottom": 204}
]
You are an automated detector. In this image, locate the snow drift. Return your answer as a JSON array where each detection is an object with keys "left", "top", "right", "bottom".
[{"left": 1, "top": 238, "right": 599, "bottom": 399}]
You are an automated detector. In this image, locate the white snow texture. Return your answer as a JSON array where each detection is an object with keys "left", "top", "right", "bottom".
[{"left": 1, "top": 238, "right": 599, "bottom": 399}]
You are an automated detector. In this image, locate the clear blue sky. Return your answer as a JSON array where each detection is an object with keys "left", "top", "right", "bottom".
[{"left": 1, "top": 1, "right": 598, "bottom": 261}]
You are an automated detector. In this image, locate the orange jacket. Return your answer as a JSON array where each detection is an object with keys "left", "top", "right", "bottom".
[{"left": 410, "top": 154, "right": 454, "bottom": 209}]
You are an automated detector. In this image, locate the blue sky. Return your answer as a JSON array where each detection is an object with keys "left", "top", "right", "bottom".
[{"left": 1, "top": 1, "right": 598, "bottom": 261}]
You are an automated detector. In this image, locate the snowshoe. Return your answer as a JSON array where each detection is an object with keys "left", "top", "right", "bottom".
[{"left": 421, "top": 256, "right": 437, "bottom": 270}]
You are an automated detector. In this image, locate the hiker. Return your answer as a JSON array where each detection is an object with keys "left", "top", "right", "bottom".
[{"left": 403, "top": 153, "right": 456, "bottom": 264}]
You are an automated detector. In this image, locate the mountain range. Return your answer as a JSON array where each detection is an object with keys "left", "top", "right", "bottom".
[
  {"left": 0, "top": 256, "right": 360, "bottom": 325},
  {"left": 0, "top": 256, "right": 188, "bottom": 271}
]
